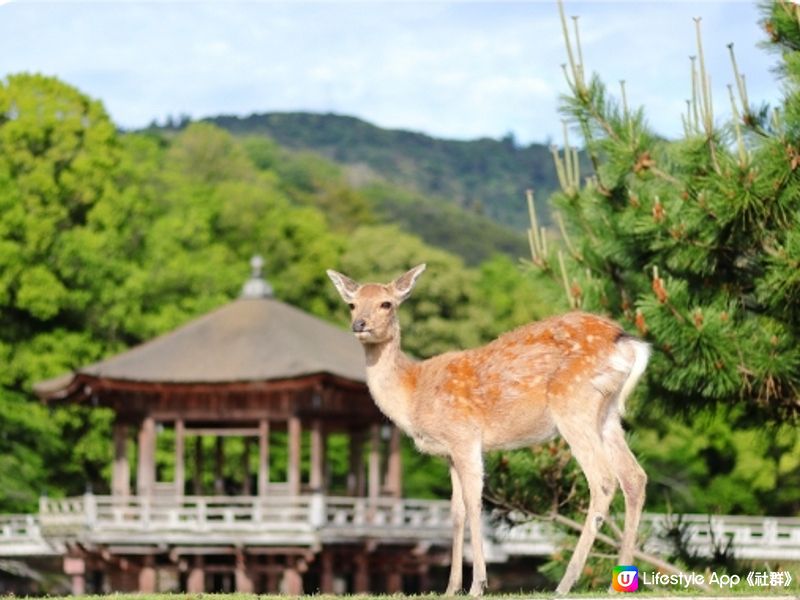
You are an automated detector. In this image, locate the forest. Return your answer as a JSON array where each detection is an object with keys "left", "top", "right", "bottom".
[
  {"left": 201, "top": 111, "right": 564, "bottom": 231},
  {"left": 0, "top": 72, "right": 561, "bottom": 513},
  {"left": 0, "top": 3, "right": 799, "bottom": 587}
]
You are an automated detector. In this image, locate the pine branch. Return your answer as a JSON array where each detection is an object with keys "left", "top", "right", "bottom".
[
  {"left": 620, "top": 80, "right": 634, "bottom": 140},
  {"left": 727, "top": 43, "right": 750, "bottom": 118},
  {"left": 728, "top": 84, "right": 749, "bottom": 167},
  {"left": 690, "top": 56, "right": 701, "bottom": 135},
  {"left": 558, "top": 250, "right": 580, "bottom": 309},
  {"left": 549, "top": 513, "right": 713, "bottom": 592},
  {"left": 526, "top": 189, "right": 550, "bottom": 268},
  {"left": 693, "top": 18, "right": 720, "bottom": 172},
  {"left": 485, "top": 488, "right": 714, "bottom": 594},
  {"left": 554, "top": 211, "right": 581, "bottom": 260}
]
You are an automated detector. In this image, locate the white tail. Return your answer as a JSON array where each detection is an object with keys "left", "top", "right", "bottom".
[
  {"left": 615, "top": 336, "right": 651, "bottom": 415},
  {"left": 327, "top": 265, "right": 649, "bottom": 596}
]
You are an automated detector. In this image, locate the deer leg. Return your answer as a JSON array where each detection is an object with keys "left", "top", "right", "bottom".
[
  {"left": 451, "top": 442, "right": 487, "bottom": 597},
  {"left": 445, "top": 461, "right": 466, "bottom": 595},
  {"left": 555, "top": 422, "right": 617, "bottom": 595},
  {"left": 602, "top": 419, "right": 647, "bottom": 566}
]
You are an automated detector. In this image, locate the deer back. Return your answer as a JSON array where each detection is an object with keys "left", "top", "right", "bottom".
[{"left": 407, "top": 312, "right": 633, "bottom": 451}]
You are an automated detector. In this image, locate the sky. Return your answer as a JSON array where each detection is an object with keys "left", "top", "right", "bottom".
[{"left": 0, "top": 1, "right": 785, "bottom": 145}]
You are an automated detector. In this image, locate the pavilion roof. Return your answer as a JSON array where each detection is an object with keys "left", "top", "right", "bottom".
[{"left": 35, "top": 258, "right": 367, "bottom": 400}]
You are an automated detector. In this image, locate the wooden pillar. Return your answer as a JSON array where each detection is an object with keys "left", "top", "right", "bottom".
[
  {"left": 386, "top": 570, "right": 403, "bottom": 594},
  {"left": 64, "top": 555, "right": 85, "bottom": 596},
  {"left": 418, "top": 564, "right": 430, "bottom": 593},
  {"left": 258, "top": 419, "right": 269, "bottom": 496},
  {"left": 214, "top": 436, "right": 225, "bottom": 495},
  {"left": 234, "top": 548, "right": 253, "bottom": 593},
  {"left": 354, "top": 552, "right": 369, "bottom": 593},
  {"left": 112, "top": 422, "right": 130, "bottom": 497},
  {"left": 187, "top": 556, "right": 204, "bottom": 593},
  {"left": 322, "top": 430, "right": 330, "bottom": 489},
  {"left": 288, "top": 416, "right": 302, "bottom": 496},
  {"left": 137, "top": 416, "right": 156, "bottom": 496},
  {"left": 109, "top": 567, "right": 137, "bottom": 593},
  {"left": 242, "top": 438, "right": 252, "bottom": 495},
  {"left": 282, "top": 558, "right": 303, "bottom": 595},
  {"left": 368, "top": 424, "right": 381, "bottom": 501},
  {"left": 310, "top": 419, "right": 324, "bottom": 491},
  {"left": 193, "top": 436, "right": 204, "bottom": 495},
  {"left": 265, "top": 557, "right": 279, "bottom": 593},
  {"left": 138, "top": 555, "right": 156, "bottom": 593},
  {"left": 71, "top": 573, "right": 86, "bottom": 596},
  {"left": 385, "top": 426, "right": 402, "bottom": 498},
  {"left": 319, "top": 552, "right": 334, "bottom": 594},
  {"left": 348, "top": 429, "right": 365, "bottom": 496},
  {"left": 174, "top": 420, "right": 185, "bottom": 497}
]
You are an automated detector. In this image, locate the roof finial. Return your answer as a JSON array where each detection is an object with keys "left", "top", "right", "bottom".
[
  {"left": 251, "top": 254, "right": 264, "bottom": 277},
  {"left": 241, "top": 254, "right": 274, "bottom": 299}
]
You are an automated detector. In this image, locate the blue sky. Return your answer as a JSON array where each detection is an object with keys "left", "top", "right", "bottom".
[{"left": 0, "top": 1, "right": 782, "bottom": 144}]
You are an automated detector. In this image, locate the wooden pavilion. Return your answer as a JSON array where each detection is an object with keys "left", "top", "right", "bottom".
[{"left": 34, "top": 258, "right": 451, "bottom": 595}]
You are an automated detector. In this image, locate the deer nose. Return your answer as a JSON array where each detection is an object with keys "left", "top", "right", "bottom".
[{"left": 352, "top": 319, "right": 367, "bottom": 333}]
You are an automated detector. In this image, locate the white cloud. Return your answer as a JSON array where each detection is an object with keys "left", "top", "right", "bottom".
[{"left": 0, "top": 1, "right": 781, "bottom": 143}]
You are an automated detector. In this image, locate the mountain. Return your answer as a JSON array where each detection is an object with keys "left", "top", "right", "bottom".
[{"left": 204, "top": 112, "right": 559, "bottom": 230}]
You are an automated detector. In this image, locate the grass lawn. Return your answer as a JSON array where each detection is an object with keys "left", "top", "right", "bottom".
[{"left": 15, "top": 592, "right": 799, "bottom": 600}]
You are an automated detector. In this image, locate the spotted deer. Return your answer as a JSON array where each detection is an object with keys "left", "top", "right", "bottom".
[{"left": 327, "top": 264, "right": 650, "bottom": 596}]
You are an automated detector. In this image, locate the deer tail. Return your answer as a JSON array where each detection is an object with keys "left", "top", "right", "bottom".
[{"left": 613, "top": 335, "right": 651, "bottom": 415}]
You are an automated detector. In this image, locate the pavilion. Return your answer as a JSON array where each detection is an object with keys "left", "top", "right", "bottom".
[{"left": 34, "top": 257, "right": 451, "bottom": 595}]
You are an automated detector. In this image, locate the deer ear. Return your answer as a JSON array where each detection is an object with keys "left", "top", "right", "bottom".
[
  {"left": 391, "top": 263, "right": 426, "bottom": 302},
  {"left": 326, "top": 269, "right": 360, "bottom": 303}
]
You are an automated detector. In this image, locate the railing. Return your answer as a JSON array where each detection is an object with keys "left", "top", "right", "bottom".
[
  {"left": 0, "top": 514, "right": 61, "bottom": 556},
  {"left": 37, "top": 494, "right": 454, "bottom": 544},
  {"left": 490, "top": 512, "right": 800, "bottom": 561},
  {"left": 5, "top": 496, "right": 800, "bottom": 562},
  {"left": 491, "top": 519, "right": 558, "bottom": 557},
  {"left": 642, "top": 513, "right": 800, "bottom": 561},
  {"left": 324, "top": 496, "right": 451, "bottom": 539},
  {"left": 92, "top": 495, "right": 312, "bottom": 531}
]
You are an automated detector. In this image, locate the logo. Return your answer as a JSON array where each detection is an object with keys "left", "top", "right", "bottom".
[{"left": 613, "top": 565, "right": 639, "bottom": 592}]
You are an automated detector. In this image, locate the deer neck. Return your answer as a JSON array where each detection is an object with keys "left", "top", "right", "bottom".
[{"left": 362, "top": 335, "right": 416, "bottom": 434}]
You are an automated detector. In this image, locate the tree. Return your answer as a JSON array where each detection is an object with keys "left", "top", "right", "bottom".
[
  {"left": 485, "top": 2, "right": 800, "bottom": 589},
  {"left": 0, "top": 75, "right": 563, "bottom": 509},
  {"left": 527, "top": 1, "right": 800, "bottom": 420},
  {"left": 0, "top": 84, "right": 351, "bottom": 508},
  {"left": 0, "top": 74, "right": 126, "bottom": 509}
]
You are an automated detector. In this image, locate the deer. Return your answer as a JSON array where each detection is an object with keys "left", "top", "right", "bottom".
[{"left": 327, "top": 264, "right": 650, "bottom": 596}]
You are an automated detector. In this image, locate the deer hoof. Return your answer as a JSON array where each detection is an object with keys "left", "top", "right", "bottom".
[{"left": 468, "top": 579, "right": 487, "bottom": 597}]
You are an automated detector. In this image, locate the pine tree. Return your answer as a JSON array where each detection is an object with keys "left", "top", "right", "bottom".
[
  {"left": 530, "top": 0, "right": 800, "bottom": 419},
  {"left": 485, "top": 7, "right": 800, "bottom": 587}
]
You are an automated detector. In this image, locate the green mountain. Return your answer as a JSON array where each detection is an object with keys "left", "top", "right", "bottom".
[
  {"left": 204, "top": 112, "right": 559, "bottom": 230},
  {"left": 226, "top": 134, "right": 530, "bottom": 266}
]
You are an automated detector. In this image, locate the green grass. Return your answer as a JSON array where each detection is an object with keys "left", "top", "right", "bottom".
[{"left": 14, "top": 592, "right": 799, "bottom": 600}]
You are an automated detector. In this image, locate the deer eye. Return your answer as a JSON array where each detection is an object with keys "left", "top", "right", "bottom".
[
  {"left": 348, "top": 303, "right": 355, "bottom": 310},
  {"left": 380, "top": 301, "right": 392, "bottom": 310}
]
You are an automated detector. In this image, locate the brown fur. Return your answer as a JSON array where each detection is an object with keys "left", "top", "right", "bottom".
[{"left": 327, "top": 264, "right": 650, "bottom": 596}]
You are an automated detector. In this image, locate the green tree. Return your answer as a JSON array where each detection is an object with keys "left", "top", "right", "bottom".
[
  {"left": 529, "top": 2, "right": 800, "bottom": 419},
  {"left": 475, "top": 254, "right": 563, "bottom": 337},
  {"left": 0, "top": 84, "right": 350, "bottom": 508},
  {"left": 1, "top": 75, "right": 562, "bottom": 509},
  {"left": 0, "top": 74, "right": 126, "bottom": 509},
  {"left": 265, "top": 146, "right": 376, "bottom": 232},
  {"left": 487, "top": 2, "right": 800, "bottom": 589},
  {"left": 633, "top": 408, "right": 800, "bottom": 515}
]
